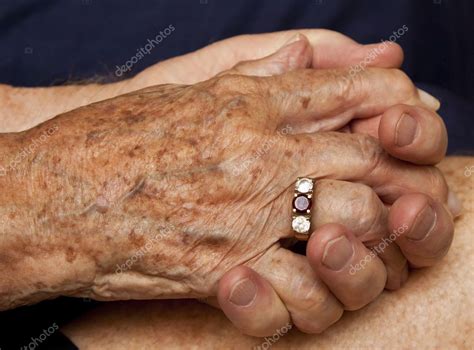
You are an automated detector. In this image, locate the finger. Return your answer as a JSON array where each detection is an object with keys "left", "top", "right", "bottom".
[
  {"left": 201, "top": 29, "right": 404, "bottom": 74},
  {"left": 305, "top": 31, "right": 404, "bottom": 69},
  {"left": 262, "top": 68, "right": 440, "bottom": 132},
  {"left": 249, "top": 246, "right": 343, "bottom": 334},
  {"left": 376, "top": 104, "right": 448, "bottom": 165},
  {"left": 222, "top": 34, "right": 312, "bottom": 77},
  {"left": 307, "top": 223, "right": 387, "bottom": 310},
  {"left": 309, "top": 179, "right": 407, "bottom": 289},
  {"left": 389, "top": 193, "right": 455, "bottom": 268},
  {"left": 278, "top": 179, "right": 408, "bottom": 293},
  {"left": 365, "top": 240, "right": 408, "bottom": 290},
  {"left": 273, "top": 132, "right": 449, "bottom": 205},
  {"left": 273, "top": 178, "right": 408, "bottom": 289},
  {"left": 348, "top": 115, "right": 382, "bottom": 137},
  {"left": 217, "top": 265, "right": 290, "bottom": 337},
  {"left": 156, "top": 30, "right": 404, "bottom": 85},
  {"left": 310, "top": 180, "right": 388, "bottom": 243},
  {"left": 266, "top": 30, "right": 403, "bottom": 69}
]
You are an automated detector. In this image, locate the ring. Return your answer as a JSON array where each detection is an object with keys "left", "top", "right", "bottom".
[{"left": 292, "top": 177, "right": 315, "bottom": 240}]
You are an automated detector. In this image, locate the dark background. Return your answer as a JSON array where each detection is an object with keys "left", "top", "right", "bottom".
[
  {"left": 0, "top": 0, "right": 473, "bottom": 152},
  {"left": 0, "top": 0, "right": 473, "bottom": 348}
]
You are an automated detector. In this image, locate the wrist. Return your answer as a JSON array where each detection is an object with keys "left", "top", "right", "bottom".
[
  {"left": 0, "top": 131, "right": 98, "bottom": 309},
  {"left": 0, "top": 79, "right": 133, "bottom": 132}
]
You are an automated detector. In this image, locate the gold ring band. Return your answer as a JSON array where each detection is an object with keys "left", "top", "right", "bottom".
[{"left": 292, "top": 177, "right": 314, "bottom": 240}]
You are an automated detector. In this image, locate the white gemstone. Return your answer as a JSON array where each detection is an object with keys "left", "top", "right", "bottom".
[
  {"left": 292, "top": 216, "right": 310, "bottom": 233},
  {"left": 296, "top": 178, "right": 313, "bottom": 193}
]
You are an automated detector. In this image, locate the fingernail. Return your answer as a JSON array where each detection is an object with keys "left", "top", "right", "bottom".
[
  {"left": 448, "top": 190, "right": 463, "bottom": 217},
  {"left": 229, "top": 278, "right": 257, "bottom": 307},
  {"left": 281, "top": 33, "right": 303, "bottom": 48},
  {"left": 417, "top": 88, "right": 441, "bottom": 110},
  {"left": 395, "top": 113, "right": 418, "bottom": 146},
  {"left": 407, "top": 205, "right": 437, "bottom": 240},
  {"left": 322, "top": 236, "right": 354, "bottom": 270}
]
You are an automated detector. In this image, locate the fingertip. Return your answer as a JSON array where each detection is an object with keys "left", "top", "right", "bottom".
[
  {"left": 390, "top": 193, "right": 454, "bottom": 268},
  {"left": 417, "top": 88, "right": 441, "bottom": 111},
  {"left": 217, "top": 266, "right": 290, "bottom": 337},
  {"left": 217, "top": 266, "right": 258, "bottom": 308},
  {"left": 362, "top": 41, "right": 404, "bottom": 68},
  {"left": 308, "top": 224, "right": 386, "bottom": 310},
  {"left": 307, "top": 223, "right": 349, "bottom": 268},
  {"left": 379, "top": 104, "right": 447, "bottom": 164}
]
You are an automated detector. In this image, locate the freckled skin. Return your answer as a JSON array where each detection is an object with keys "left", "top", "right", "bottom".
[
  {"left": 0, "top": 76, "right": 288, "bottom": 309},
  {"left": 0, "top": 70, "right": 449, "bottom": 310},
  {"left": 63, "top": 157, "right": 473, "bottom": 349}
]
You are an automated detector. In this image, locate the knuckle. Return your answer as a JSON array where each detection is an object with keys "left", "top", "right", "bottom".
[
  {"left": 315, "top": 180, "right": 384, "bottom": 240},
  {"left": 355, "top": 133, "right": 385, "bottom": 177},
  {"left": 346, "top": 184, "right": 383, "bottom": 238},
  {"left": 344, "top": 271, "right": 385, "bottom": 310},
  {"left": 291, "top": 278, "right": 327, "bottom": 310},
  {"left": 426, "top": 166, "right": 449, "bottom": 200},
  {"left": 388, "top": 69, "right": 417, "bottom": 100},
  {"left": 294, "top": 312, "right": 341, "bottom": 334},
  {"left": 210, "top": 74, "right": 260, "bottom": 94},
  {"left": 289, "top": 279, "right": 342, "bottom": 333},
  {"left": 330, "top": 69, "right": 361, "bottom": 105},
  {"left": 343, "top": 68, "right": 362, "bottom": 97}
]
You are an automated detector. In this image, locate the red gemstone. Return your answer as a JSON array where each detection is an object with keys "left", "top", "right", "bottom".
[{"left": 293, "top": 195, "right": 311, "bottom": 212}]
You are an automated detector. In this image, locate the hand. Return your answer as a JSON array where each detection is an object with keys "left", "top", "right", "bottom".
[
  {"left": 206, "top": 37, "right": 456, "bottom": 335},
  {"left": 129, "top": 29, "right": 405, "bottom": 86},
  {"left": 0, "top": 64, "right": 453, "bottom": 326},
  {"left": 0, "top": 29, "right": 406, "bottom": 132}
]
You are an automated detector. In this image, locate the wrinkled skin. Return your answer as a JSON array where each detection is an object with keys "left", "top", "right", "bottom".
[{"left": 0, "top": 65, "right": 451, "bottom": 311}]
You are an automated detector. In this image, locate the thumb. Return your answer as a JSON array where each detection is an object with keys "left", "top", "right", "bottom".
[{"left": 221, "top": 33, "right": 312, "bottom": 77}]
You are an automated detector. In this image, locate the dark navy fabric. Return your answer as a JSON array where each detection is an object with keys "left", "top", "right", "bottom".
[
  {"left": 0, "top": 0, "right": 473, "bottom": 152},
  {"left": 0, "top": 0, "right": 472, "bottom": 347}
]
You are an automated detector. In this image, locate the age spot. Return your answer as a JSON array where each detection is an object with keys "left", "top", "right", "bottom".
[
  {"left": 66, "top": 247, "right": 77, "bottom": 263},
  {"left": 300, "top": 97, "right": 311, "bottom": 109},
  {"left": 122, "top": 114, "right": 146, "bottom": 126},
  {"left": 95, "top": 196, "right": 109, "bottom": 214}
]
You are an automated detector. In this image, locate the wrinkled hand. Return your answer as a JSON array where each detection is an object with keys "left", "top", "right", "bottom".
[{"left": 0, "top": 60, "right": 455, "bottom": 329}]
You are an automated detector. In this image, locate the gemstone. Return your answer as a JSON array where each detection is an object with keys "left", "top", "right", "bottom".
[
  {"left": 292, "top": 216, "right": 311, "bottom": 233},
  {"left": 296, "top": 178, "right": 313, "bottom": 193},
  {"left": 293, "top": 195, "right": 311, "bottom": 212}
]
